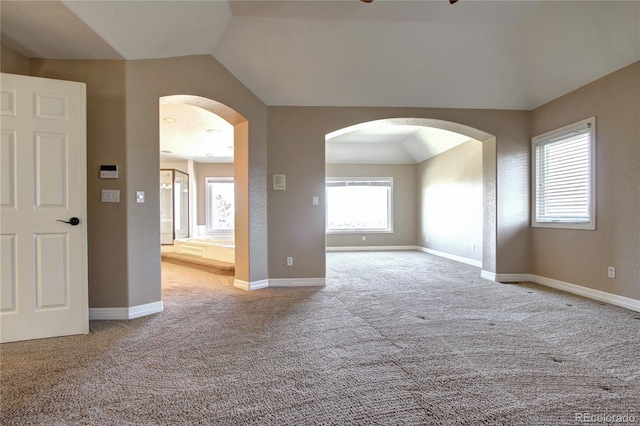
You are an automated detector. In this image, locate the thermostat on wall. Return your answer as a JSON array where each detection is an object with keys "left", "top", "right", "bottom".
[{"left": 100, "top": 165, "right": 118, "bottom": 179}]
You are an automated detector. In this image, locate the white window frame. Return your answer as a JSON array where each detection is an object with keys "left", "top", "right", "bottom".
[
  {"left": 205, "top": 177, "right": 235, "bottom": 240},
  {"left": 531, "top": 117, "right": 596, "bottom": 230},
  {"left": 326, "top": 177, "right": 393, "bottom": 234}
]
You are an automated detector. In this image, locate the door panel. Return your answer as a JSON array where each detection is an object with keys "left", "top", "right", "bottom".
[
  {"left": 35, "top": 132, "right": 68, "bottom": 208},
  {"left": 1, "top": 130, "right": 17, "bottom": 208},
  {"left": 0, "top": 73, "right": 87, "bottom": 343},
  {"left": 35, "top": 92, "right": 68, "bottom": 120},
  {"left": 35, "top": 233, "right": 68, "bottom": 309},
  {"left": 0, "top": 234, "right": 17, "bottom": 312}
]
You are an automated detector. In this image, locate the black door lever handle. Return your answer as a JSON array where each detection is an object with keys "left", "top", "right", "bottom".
[{"left": 57, "top": 217, "right": 80, "bottom": 226}]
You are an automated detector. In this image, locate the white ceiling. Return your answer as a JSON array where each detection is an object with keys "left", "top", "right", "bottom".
[
  {"left": 3, "top": 0, "right": 638, "bottom": 163},
  {"left": 326, "top": 122, "right": 473, "bottom": 164},
  {"left": 160, "top": 104, "right": 234, "bottom": 164}
]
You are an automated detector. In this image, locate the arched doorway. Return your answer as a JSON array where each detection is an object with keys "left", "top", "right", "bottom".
[
  {"left": 159, "top": 95, "right": 251, "bottom": 283},
  {"left": 325, "top": 117, "right": 496, "bottom": 271}
]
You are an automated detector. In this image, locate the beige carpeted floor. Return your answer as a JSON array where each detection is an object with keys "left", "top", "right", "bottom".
[{"left": 1, "top": 251, "right": 639, "bottom": 425}]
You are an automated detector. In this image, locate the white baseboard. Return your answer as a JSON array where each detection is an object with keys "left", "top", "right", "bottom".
[
  {"left": 234, "top": 279, "right": 269, "bottom": 291},
  {"left": 234, "top": 278, "right": 325, "bottom": 290},
  {"left": 327, "top": 245, "right": 418, "bottom": 252},
  {"left": 269, "top": 278, "right": 326, "bottom": 287},
  {"left": 480, "top": 270, "right": 496, "bottom": 281},
  {"left": 326, "top": 245, "right": 483, "bottom": 269},
  {"left": 482, "top": 272, "right": 531, "bottom": 283},
  {"left": 482, "top": 272, "right": 640, "bottom": 313},
  {"left": 531, "top": 274, "right": 640, "bottom": 313},
  {"left": 89, "top": 301, "right": 164, "bottom": 320},
  {"left": 418, "top": 247, "right": 483, "bottom": 268}
]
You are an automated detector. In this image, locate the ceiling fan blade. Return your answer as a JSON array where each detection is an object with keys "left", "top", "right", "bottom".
[{"left": 360, "top": 0, "right": 459, "bottom": 3}]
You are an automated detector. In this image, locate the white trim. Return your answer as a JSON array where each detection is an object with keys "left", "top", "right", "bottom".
[
  {"left": 89, "top": 301, "right": 164, "bottom": 320},
  {"left": 481, "top": 272, "right": 639, "bottom": 313},
  {"left": 418, "top": 247, "right": 482, "bottom": 268},
  {"left": 269, "top": 278, "right": 326, "bottom": 287},
  {"left": 481, "top": 270, "right": 497, "bottom": 281},
  {"left": 482, "top": 272, "right": 532, "bottom": 283},
  {"left": 327, "top": 245, "right": 482, "bottom": 268},
  {"left": 327, "top": 245, "right": 418, "bottom": 252},
  {"left": 531, "top": 274, "right": 639, "bottom": 313},
  {"left": 180, "top": 244, "right": 204, "bottom": 257},
  {"left": 493, "top": 273, "right": 531, "bottom": 283},
  {"left": 233, "top": 278, "right": 326, "bottom": 289},
  {"left": 234, "top": 279, "right": 269, "bottom": 291},
  {"left": 531, "top": 116, "right": 596, "bottom": 230}
]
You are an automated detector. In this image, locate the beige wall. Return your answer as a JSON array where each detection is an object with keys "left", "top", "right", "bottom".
[
  {"left": 1, "top": 44, "right": 29, "bottom": 75},
  {"left": 9, "top": 46, "right": 636, "bottom": 303},
  {"left": 531, "top": 61, "right": 640, "bottom": 300},
  {"left": 25, "top": 55, "right": 267, "bottom": 307},
  {"left": 268, "top": 107, "right": 530, "bottom": 279},
  {"left": 326, "top": 163, "right": 417, "bottom": 248},
  {"left": 123, "top": 56, "right": 267, "bottom": 298},
  {"left": 6, "top": 44, "right": 636, "bottom": 305},
  {"left": 29, "top": 58, "right": 130, "bottom": 308},
  {"left": 417, "top": 140, "right": 483, "bottom": 262}
]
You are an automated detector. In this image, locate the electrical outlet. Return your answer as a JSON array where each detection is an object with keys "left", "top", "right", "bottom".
[
  {"left": 287, "top": 257, "right": 293, "bottom": 266},
  {"left": 607, "top": 266, "right": 616, "bottom": 279},
  {"left": 362, "top": 236, "right": 366, "bottom": 241}
]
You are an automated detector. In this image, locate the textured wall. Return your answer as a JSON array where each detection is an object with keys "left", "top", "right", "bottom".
[
  {"left": 417, "top": 140, "right": 483, "bottom": 262},
  {"left": 531, "top": 61, "right": 640, "bottom": 299},
  {"left": 268, "top": 107, "right": 530, "bottom": 279},
  {"left": 124, "top": 56, "right": 268, "bottom": 299},
  {"left": 16, "top": 49, "right": 636, "bottom": 305},
  {"left": 29, "top": 58, "right": 129, "bottom": 308},
  {"left": 28, "top": 55, "right": 267, "bottom": 307}
]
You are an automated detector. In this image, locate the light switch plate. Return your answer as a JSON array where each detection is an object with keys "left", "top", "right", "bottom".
[
  {"left": 136, "top": 191, "right": 145, "bottom": 203},
  {"left": 273, "top": 174, "right": 286, "bottom": 191},
  {"left": 101, "top": 189, "right": 120, "bottom": 203}
]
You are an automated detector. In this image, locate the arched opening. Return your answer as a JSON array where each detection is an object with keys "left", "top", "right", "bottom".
[
  {"left": 325, "top": 117, "right": 495, "bottom": 271},
  {"left": 158, "top": 95, "right": 250, "bottom": 283}
]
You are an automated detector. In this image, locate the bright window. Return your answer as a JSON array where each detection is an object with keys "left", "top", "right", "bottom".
[
  {"left": 326, "top": 178, "right": 393, "bottom": 233},
  {"left": 532, "top": 117, "right": 596, "bottom": 230},
  {"left": 206, "top": 178, "right": 235, "bottom": 239}
]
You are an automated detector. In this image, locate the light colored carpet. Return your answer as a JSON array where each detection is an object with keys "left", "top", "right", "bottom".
[{"left": 1, "top": 251, "right": 639, "bottom": 425}]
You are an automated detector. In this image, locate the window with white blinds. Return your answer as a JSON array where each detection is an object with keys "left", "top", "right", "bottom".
[{"left": 532, "top": 117, "right": 596, "bottom": 230}]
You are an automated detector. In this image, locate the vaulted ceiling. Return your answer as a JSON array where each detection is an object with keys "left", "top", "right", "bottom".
[{"left": 3, "top": 0, "right": 638, "bottom": 163}]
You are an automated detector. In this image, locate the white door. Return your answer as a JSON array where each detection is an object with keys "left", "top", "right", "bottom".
[{"left": 0, "top": 73, "right": 88, "bottom": 343}]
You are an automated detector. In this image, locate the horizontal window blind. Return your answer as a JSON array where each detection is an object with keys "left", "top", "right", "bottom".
[
  {"left": 326, "top": 180, "right": 392, "bottom": 187},
  {"left": 533, "top": 120, "right": 594, "bottom": 226}
]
